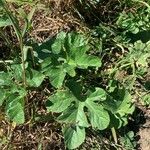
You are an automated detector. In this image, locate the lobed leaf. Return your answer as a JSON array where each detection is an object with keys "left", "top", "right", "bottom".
[
  {"left": 0, "top": 88, "right": 6, "bottom": 106},
  {"left": 85, "top": 101, "right": 110, "bottom": 130},
  {"left": 5, "top": 94, "right": 25, "bottom": 124},
  {"left": 45, "top": 66, "right": 66, "bottom": 88},
  {"left": 87, "top": 87, "right": 107, "bottom": 102},
  {"left": 46, "top": 90, "right": 74, "bottom": 113},
  {"left": 26, "top": 69, "right": 45, "bottom": 87},
  {"left": 63, "top": 125, "right": 85, "bottom": 149},
  {"left": 0, "top": 15, "right": 12, "bottom": 27},
  {"left": 57, "top": 104, "right": 89, "bottom": 127}
]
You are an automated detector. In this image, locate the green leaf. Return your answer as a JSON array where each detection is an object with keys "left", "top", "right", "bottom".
[
  {"left": 58, "top": 103, "right": 89, "bottom": 127},
  {"left": 103, "top": 88, "right": 135, "bottom": 128},
  {"left": 103, "top": 89, "right": 135, "bottom": 116},
  {"left": 63, "top": 125, "right": 85, "bottom": 149},
  {"left": 0, "top": 71, "right": 12, "bottom": 86},
  {"left": 116, "top": 90, "right": 135, "bottom": 116},
  {"left": 9, "top": 84, "right": 27, "bottom": 97},
  {"left": 85, "top": 101, "right": 110, "bottom": 130},
  {"left": 5, "top": 94, "right": 25, "bottom": 124},
  {"left": 41, "top": 57, "right": 52, "bottom": 70},
  {"left": 0, "top": 15, "right": 12, "bottom": 27},
  {"left": 45, "top": 66, "right": 66, "bottom": 88},
  {"left": 66, "top": 33, "right": 101, "bottom": 69},
  {"left": 63, "top": 63, "right": 76, "bottom": 77},
  {"left": 0, "top": 0, "right": 4, "bottom": 6},
  {"left": 0, "top": 88, "right": 6, "bottom": 106},
  {"left": 87, "top": 87, "right": 107, "bottom": 102},
  {"left": 46, "top": 90, "right": 74, "bottom": 113},
  {"left": 142, "top": 93, "right": 150, "bottom": 105},
  {"left": 66, "top": 32, "right": 87, "bottom": 51},
  {"left": 27, "top": 69, "right": 45, "bottom": 87},
  {"left": 85, "top": 88, "right": 109, "bottom": 130},
  {"left": 75, "top": 55, "right": 101, "bottom": 68},
  {"left": 51, "top": 31, "right": 66, "bottom": 54},
  {"left": 69, "top": 44, "right": 89, "bottom": 57},
  {"left": 66, "top": 80, "right": 83, "bottom": 100},
  {"left": 10, "top": 64, "right": 22, "bottom": 81}
]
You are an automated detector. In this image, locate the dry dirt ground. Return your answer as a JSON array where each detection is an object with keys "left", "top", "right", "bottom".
[{"left": 138, "top": 110, "right": 150, "bottom": 150}]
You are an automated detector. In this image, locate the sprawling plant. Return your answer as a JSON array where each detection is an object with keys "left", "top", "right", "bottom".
[
  {"left": 39, "top": 32, "right": 134, "bottom": 149},
  {"left": 117, "top": 1, "right": 150, "bottom": 34},
  {"left": 111, "top": 40, "right": 150, "bottom": 90}
]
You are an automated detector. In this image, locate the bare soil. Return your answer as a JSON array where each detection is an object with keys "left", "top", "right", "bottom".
[{"left": 138, "top": 110, "right": 150, "bottom": 150}]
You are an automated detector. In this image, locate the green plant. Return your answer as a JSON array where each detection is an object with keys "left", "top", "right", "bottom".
[
  {"left": 141, "top": 93, "right": 150, "bottom": 106},
  {"left": 0, "top": 0, "right": 35, "bottom": 123},
  {"left": 120, "top": 131, "right": 136, "bottom": 150},
  {"left": 110, "top": 40, "right": 150, "bottom": 90},
  {"left": 117, "top": 1, "right": 150, "bottom": 34}
]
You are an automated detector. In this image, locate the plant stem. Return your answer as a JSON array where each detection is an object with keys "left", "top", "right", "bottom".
[
  {"left": 111, "top": 127, "right": 118, "bottom": 144},
  {"left": 20, "top": 37, "right": 27, "bottom": 88},
  {"left": 20, "top": 37, "right": 30, "bottom": 121}
]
